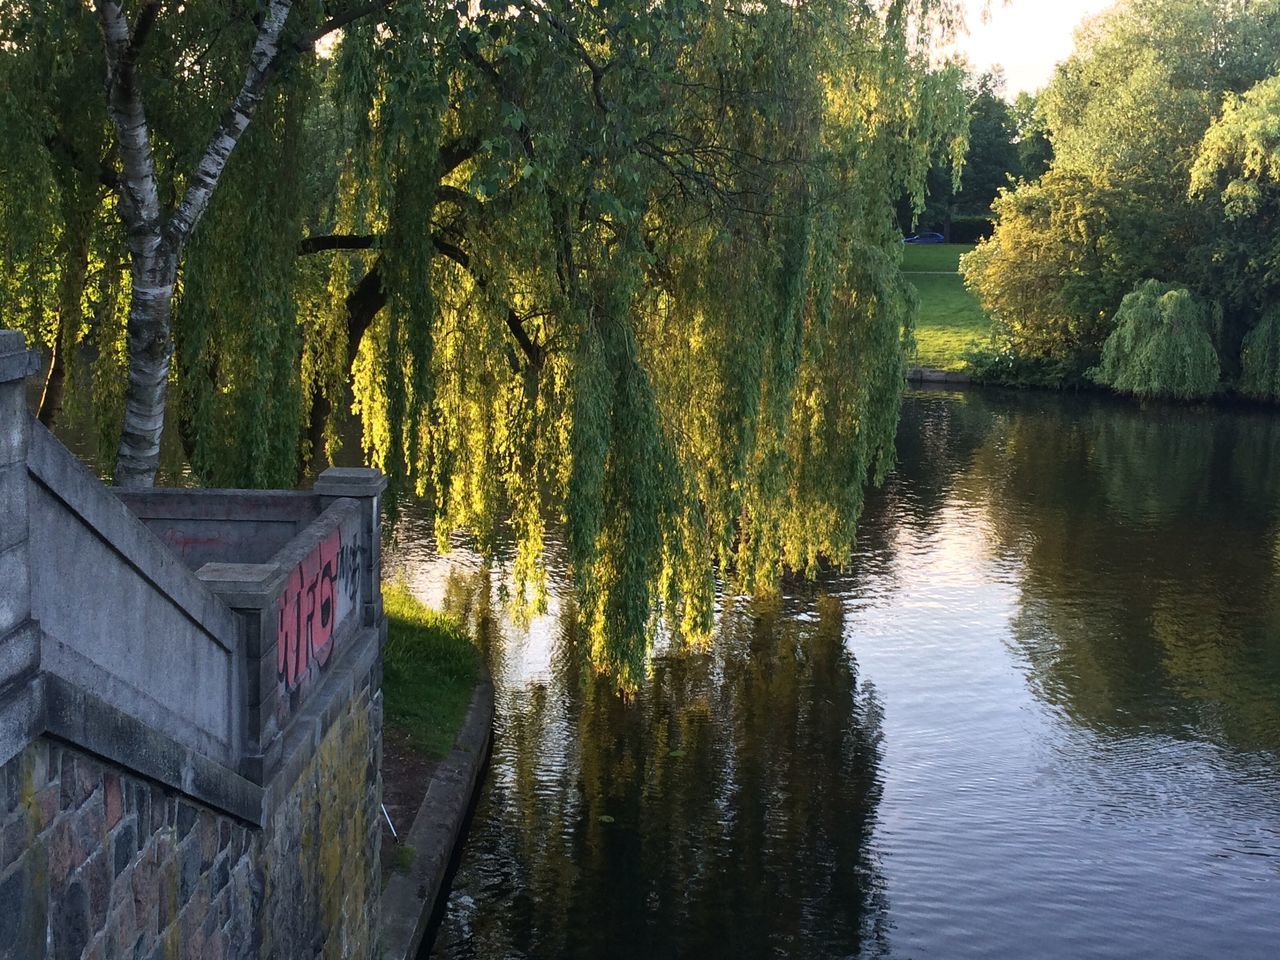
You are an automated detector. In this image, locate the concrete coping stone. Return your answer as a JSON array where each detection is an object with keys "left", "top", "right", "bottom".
[
  {"left": 117, "top": 487, "right": 320, "bottom": 522},
  {"left": 195, "top": 497, "right": 361, "bottom": 607},
  {"left": 905, "top": 366, "right": 973, "bottom": 384},
  {"left": 270, "top": 495, "right": 360, "bottom": 576},
  {"left": 43, "top": 673, "right": 263, "bottom": 824},
  {"left": 314, "top": 466, "right": 388, "bottom": 499},
  {"left": 0, "top": 331, "right": 39, "bottom": 383}
]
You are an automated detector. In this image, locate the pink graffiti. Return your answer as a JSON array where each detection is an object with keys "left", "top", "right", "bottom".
[
  {"left": 277, "top": 528, "right": 342, "bottom": 691},
  {"left": 160, "top": 529, "right": 225, "bottom": 559}
]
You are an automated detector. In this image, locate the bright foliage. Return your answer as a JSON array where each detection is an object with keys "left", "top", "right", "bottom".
[
  {"left": 0, "top": 0, "right": 968, "bottom": 682},
  {"left": 962, "top": 0, "right": 1280, "bottom": 395}
]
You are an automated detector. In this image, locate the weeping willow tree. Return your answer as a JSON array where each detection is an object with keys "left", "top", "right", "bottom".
[
  {"left": 0, "top": 0, "right": 968, "bottom": 684},
  {"left": 1090, "top": 280, "right": 1221, "bottom": 400}
]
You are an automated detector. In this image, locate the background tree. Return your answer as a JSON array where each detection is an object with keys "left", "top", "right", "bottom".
[
  {"left": 1089, "top": 280, "right": 1222, "bottom": 400},
  {"left": 898, "top": 69, "right": 1020, "bottom": 241},
  {"left": 963, "top": 0, "right": 1280, "bottom": 393},
  {"left": 1190, "top": 72, "right": 1280, "bottom": 397},
  {"left": 1010, "top": 92, "right": 1051, "bottom": 179}
]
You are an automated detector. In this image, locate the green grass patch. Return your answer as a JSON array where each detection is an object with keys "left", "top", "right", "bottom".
[
  {"left": 909, "top": 273, "right": 990, "bottom": 372},
  {"left": 901, "top": 242, "right": 974, "bottom": 273},
  {"left": 390, "top": 845, "right": 416, "bottom": 873},
  {"left": 382, "top": 584, "right": 479, "bottom": 759}
]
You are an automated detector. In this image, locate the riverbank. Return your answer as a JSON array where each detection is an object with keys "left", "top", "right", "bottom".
[{"left": 378, "top": 585, "right": 494, "bottom": 960}]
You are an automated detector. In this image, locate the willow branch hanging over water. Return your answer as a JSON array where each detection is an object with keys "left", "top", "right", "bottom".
[{"left": 0, "top": 0, "right": 968, "bottom": 684}]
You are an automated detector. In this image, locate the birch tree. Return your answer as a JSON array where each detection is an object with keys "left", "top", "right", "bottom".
[{"left": 93, "top": 0, "right": 344, "bottom": 486}]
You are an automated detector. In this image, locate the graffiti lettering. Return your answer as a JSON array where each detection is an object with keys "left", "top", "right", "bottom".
[
  {"left": 337, "top": 539, "right": 364, "bottom": 608},
  {"left": 159, "top": 528, "right": 225, "bottom": 560},
  {"left": 277, "top": 528, "right": 342, "bottom": 692}
]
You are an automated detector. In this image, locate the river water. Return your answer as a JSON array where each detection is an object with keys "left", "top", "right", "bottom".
[{"left": 386, "top": 387, "right": 1280, "bottom": 960}]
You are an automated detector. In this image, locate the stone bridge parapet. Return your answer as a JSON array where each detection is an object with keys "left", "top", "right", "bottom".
[{"left": 0, "top": 330, "right": 387, "bottom": 960}]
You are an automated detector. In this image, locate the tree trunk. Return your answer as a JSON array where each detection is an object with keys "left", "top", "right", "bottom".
[
  {"left": 38, "top": 210, "right": 93, "bottom": 428},
  {"left": 114, "top": 254, "right": 178, "bottom": 486},
  {"left": 301, "top": 259, "right": 387, "bottom": 478},
  {"left": 95, "top": 0, "right": 296, "bottom": 487},
  {"left": 38, "top": 334, "right": 68, "bottom": 429}
]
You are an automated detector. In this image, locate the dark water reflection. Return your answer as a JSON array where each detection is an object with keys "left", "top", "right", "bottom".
[{"left": 388, "top": 388, "right": 1280, "bottom": 960}]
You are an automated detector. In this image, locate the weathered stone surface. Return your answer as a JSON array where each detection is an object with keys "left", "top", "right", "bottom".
[
  {"left": 0, "top": 665, "right": 382, "bottom": 960},
  {"left": 51, "top": 877, "right": 90, "bottom": 960},
  {"left": 111, "top": 820, "right": 134, "bottom": 878},
  {"left": 0, "top": 337, "right": 386, "bottom": 960},
  {"left": 103, "top": 774, "right": 121, "bottom": 830}
]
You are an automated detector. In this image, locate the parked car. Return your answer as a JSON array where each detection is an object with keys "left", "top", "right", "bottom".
[{"left": 903, "top": 232, "right": 946, "bottom": 244}]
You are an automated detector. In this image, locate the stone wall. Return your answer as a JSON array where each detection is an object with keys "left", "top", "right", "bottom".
[
  {"left": 0, "top": 657, "right": 379, "bottom": 960},
  {"left": 0, "top": 331, "right": 387, "bottom": 960},
  {"left": 1, "top": 738, "right": 258, "bottom": 960}
]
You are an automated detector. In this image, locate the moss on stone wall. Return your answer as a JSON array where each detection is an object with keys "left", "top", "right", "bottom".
[{"left": 0, "top": 660, "right": 382, "bottom": 960}]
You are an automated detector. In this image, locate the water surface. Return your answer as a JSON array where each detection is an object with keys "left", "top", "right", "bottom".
[{"left": 388, "top": 388, "right": 1280, "bottom": 959}]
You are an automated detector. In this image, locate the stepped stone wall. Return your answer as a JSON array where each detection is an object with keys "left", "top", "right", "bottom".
[{"left": 0, "top": 331, "right": 387, "bottom": 960}]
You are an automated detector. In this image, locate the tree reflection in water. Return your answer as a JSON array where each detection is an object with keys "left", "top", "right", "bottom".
[
  {"left": 400, "top": 388, "right": 1280, "bottom": 959},
  {"left": 948, "top": 393, "right": 1280, "bottom": 756},
  {"left": 432, "top": 567, "right": 889, "bottom": 960}
]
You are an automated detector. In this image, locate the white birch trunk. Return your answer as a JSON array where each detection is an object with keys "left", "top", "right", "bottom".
[{"left": 94, "top": 0, "right": 295, "bottom": 487}]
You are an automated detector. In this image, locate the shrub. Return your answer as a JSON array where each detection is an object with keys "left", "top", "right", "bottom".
[
  {"left": 964, "top": 342, "right": 1087, "bottom": 389},
  {"left": 1089, "top": 281, "right": 1221, "bottom": 400},
  {"left": 1239, "top": 306, "right": 1280, "bottom": 401}
]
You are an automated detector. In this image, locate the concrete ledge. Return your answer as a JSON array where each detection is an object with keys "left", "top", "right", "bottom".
[
  {"left": 0, "top": 621, "right": 40, "bottom": 696},
  {"left": 0, "top": 335, "right": 39, "bottom": 383},
  {"left": 380, "top": 674, "right": 495, "bottom": 960},
  {"left": 0, "top": 674, "right": 45, "bottom": 768},
  {"left": 906, "top": 366, "right": 973, "bottom": 384},
  {"left": 41, "top": 633, "right": 237, "bottom": 766},
  {"left": 43, "top": 674, "right": 263, "bottom": 824}
]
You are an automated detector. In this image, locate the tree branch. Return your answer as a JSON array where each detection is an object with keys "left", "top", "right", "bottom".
[
  {"left": 440, "top": 136, "right": 480, "bottom": 176},
  {"left": 44, "top": 134, "right": 120, "bottom": 192},
  {"left": 515, "top": 0, "right": 611, "bottom": 113},
  {"left": 96, "top": 0, "right": 163, "bottom": 247},
  {"left": 298, "top": 233, "right": 378, "bottom": 254},
  {"left": 126, "top": 1, "right": 164, "bottom": 61},
  {"left": 504, "top": 309, "right": 543, "bottom": 369},
  {"left": 430, "top": 234, "right": 544, "bottom": 369},
  {"left": 296, "top": 0, "right": 395, "bottom": 50},
  {"left": 436, "top": 184, "right": 478, "bottom": 209},
  {"left": 431, "top": 235, "right": 470, "bottom": 270},
  {"left": 164, "top": 0, "right": 295, "bottom": 250}
]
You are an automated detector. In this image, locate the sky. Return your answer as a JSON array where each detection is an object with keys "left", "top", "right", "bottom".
[{"left": 956, "top": 0, "right": 1116, "bottom": 95}]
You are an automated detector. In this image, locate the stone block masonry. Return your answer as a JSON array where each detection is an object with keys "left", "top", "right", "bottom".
[
  {"left": 0, "top": 740, "right": 257, "bottom": 960},
  {"left": 0, "top": 331, "right": 388, "bottom": 959}
]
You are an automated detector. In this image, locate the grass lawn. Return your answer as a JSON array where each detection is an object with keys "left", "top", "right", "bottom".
[
  {"left": 901, "top": 242, "right": 974, "bottom": 273},
  {"left": 382, "top": 584, "right": 479, "bottom": 758},
  {"left": 900, "top": 243, "right": 989, "bottom": 371}
]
